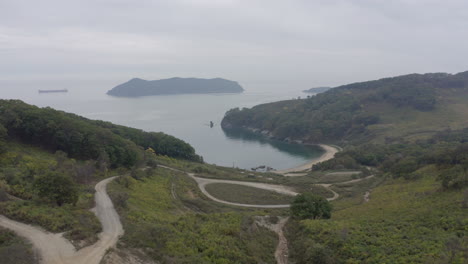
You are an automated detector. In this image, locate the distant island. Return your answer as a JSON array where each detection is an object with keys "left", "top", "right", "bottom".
[
  {"left": 107, "top": 77, "right": 244, "bottom": 97},
  {"left": 302, "top": 87, "right": 331, "bottom": 94}
]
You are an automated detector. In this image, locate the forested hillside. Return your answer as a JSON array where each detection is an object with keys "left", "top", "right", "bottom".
[
  {"left": 0, "top": 100, "right": 201, "bottom": 168},
  {"left": 0, "top": 100, "right": 201, "bottom": 261},
  {"left": 283, "top": 115, "right": 468, "bottom": 263},
  {"left": 222, "top": 71, "right": 468, "bottom": 144}
]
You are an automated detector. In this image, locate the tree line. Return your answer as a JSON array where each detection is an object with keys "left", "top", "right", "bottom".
[
  {"left": 222, "top": 71, "right": 468, "bottom": 143},
  {"left": 0, "top": 100, "right": 201, "bottom": 168}
]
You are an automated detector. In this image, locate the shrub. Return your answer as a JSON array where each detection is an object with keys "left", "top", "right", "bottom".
[{"left": 290, "top": 193, "right": 331, "bottom": 220}]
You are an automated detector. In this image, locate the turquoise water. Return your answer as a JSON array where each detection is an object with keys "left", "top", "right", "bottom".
[{"left": 0, "top": 80, "right": 323, "bottom": 170}]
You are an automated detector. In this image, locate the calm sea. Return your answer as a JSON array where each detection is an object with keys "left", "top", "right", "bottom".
[{"left": 0, "top": 79, "right": 322, "bottom": 170}]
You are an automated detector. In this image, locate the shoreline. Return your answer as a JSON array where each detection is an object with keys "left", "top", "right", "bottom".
[{"left": 275, "top": 144, "right": 339, "bottom": 174}]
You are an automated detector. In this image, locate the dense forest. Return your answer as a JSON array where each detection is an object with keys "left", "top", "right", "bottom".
[
  {"left": 0, "top": 100, "right": 201, "bottom": 168},
  {"left": 314, "top": 128, "right": 468, "bottom": 189},
  {"left": 222, "top": 71, "right": 468, "bottom": 144}
]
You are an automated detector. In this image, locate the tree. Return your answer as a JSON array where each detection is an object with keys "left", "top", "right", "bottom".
[
  {"left": 33, "top": 172, "right": 78, "bottom": 206},
  {"left": 0, "top": 123, "right": 7, "bottom": 154},
  {"left": 290, "top": 193, "right": 331, "bottom": 220}
]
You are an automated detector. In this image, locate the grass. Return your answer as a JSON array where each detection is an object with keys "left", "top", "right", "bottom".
[
  {"left": 205, "top": 183, "right": 294, "bottom": 205},
  {"left": 0, "top": 227, "right": 38, "bottom": 264},
  {"left": 0, "top": 141, "right": 102, "bottom": 247},
  {"left": 0, "top": 200, "right": 101, "bottom": 247},
  {"left": 367, "top": 92, "right": 468, "bottom": 144},
  {"left": 310, "top": 171, "right": 361, "bottom": 183},
  {"left": 156, "top": 155, "right": 285, "bottom": 183},
  {"left": 155, "top": 155, "right": 376, "bottom": 205},
  {"left": 108, "top": 168, "right": 281, "bottom": 263},
  {"left": 287, "top": 166, "right": 468, "bottom": 263}
]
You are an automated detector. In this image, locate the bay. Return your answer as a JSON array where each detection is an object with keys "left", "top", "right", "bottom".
[{"left": 0, "top": 80, "right": 323, "bottom": 170}]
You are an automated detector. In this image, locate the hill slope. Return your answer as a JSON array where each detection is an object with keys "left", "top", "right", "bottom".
[
  {"left": 107, "top": 77, "right": 244, "bottom": 97},
  {"left": 0, "top": 100, "right": 201, "bottom": 167},
  {"left": 222, "top": 71, "right": 468, "bottom": 145}
]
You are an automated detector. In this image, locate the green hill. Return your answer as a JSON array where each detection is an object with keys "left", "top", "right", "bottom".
[
  {"left": 222, "top": 71, "right": 468, "bottom": 145},
  {"left": 0, "top": 100, "right": 201, "bottom": 167},
  {"left": 221, "top": 71, "right": 468, "bottom": 263},
  {"left": 0, "top": 100, "right": 201, "bottom": 261},
  {"left": 1, "top": 81, "right": 467, "bottom": 263}
]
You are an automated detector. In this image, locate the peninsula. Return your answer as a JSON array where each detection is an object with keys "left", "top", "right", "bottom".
[
  {"left": 107, "top": 77, "right": 244, "bottom": 97},
  {"left": 302, "top": 86, "right": 331, "bottom": 94}
]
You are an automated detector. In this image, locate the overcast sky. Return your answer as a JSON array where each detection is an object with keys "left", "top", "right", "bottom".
[{"left": 1, "top": 0, "right": 468, "bottom": 91}]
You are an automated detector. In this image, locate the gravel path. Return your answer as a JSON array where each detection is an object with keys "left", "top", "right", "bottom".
[
  {"left": 159, "top": 165, "right": 347, "bottom": 207},
  {"left": 0, "top": 176, "right": 123, "bottom": 264}
]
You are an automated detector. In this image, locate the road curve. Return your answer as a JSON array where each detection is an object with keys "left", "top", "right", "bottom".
[
  {"left": 0, "top": 176, "right": 123, "bottom": 264},
  {"left": 189, "top": 173, "right": 297, "bottom": 208},
  {"left": 159, "top": 165, "right": 345, "bottom": 208}
]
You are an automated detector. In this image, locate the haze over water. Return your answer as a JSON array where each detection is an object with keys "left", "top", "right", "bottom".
[{"left": 0, "top": 79, "right": 323, "bottom": 170}]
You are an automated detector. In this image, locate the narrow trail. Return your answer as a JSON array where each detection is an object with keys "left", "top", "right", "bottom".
[
  {"left": 0, "top": 176, "right": 123, "bottom": 264},
  {"left": 364, "top": 191, "right": 371, "bottom": 202},
  {"left": 274, "top": 218, "right": 289, "bottom": 264},
  {"left": 255, "top": 216, "right": 289, "bottom": 264}
]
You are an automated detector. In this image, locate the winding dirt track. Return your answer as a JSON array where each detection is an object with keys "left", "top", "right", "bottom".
[
  {"left": 0, "top": 176, "right": 123, "bottom": 264},
  {"left": 189, "top": 173, "right": 297, "bottom": 208},
  {"left": 0, "top": 154, "right": 372, "bottom": 263},
  {"left": 158, "top": 165, "right": 366, "bottom": 208}
]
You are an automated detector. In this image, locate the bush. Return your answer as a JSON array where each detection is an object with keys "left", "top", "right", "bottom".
[
  {"left": 290, "top": 193, "right": 331, "bottom": 220},
  {"left": 33, "top": 172, "right": 78, "bottom": 206}
]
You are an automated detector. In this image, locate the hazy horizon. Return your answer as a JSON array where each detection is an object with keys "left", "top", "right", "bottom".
[{"left": 2, "top": 0, "right": 468, "bottom": 92}]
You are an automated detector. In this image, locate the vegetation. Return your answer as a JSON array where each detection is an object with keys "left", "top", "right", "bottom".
[
  {"left": 204, "top": 183, "right": 294, "bottom": 205},
  {"left": 0, "top": 99, "right": 201, "bottom": 168},
  {"left": 108, "top": 168, "right": 279, "bottom": 263},
  {"left": 0, "top": 141, "right": 101, "bottom": 245},
  {"left": 287, "top": 170, "right": 467, "bottom": 264},
  {"left": 313, "top": 128, "right": 468, "bottom": 190},
  {"left": 91, "top": 119, "right": 202, "bottom": 162},
  {"left": 290, "top": 193, "right": 331, "bottom": 220},
  {"left": 221, "top": 71, "right": 468, "bottom": 262},
  {"left": 222, "top": 71, "right": 468, "bottom": 144},
  {"left": 0, "top": 99, "right": 202, "bottom": 248},
  {"left": 303, "top": 87, "right": 332, "bottom": 94},
  {"left": 33, "top": 172, "right": 78, "bottom": 206},
  {"left": 2, "top": 70, "right": 468, "bottom": 263},
  {"left": 107, "top": 77, "right": 244, "bottom": 97},
  {"left": 0, "top": 227, "right": 38, "bottom": 264}
]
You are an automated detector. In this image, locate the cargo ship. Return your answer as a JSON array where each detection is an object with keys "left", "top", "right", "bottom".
[{"left": 38, "top": 89, "right": 68, "bottom": 93}]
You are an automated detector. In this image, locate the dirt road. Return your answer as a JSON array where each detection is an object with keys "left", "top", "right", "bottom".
[
  {"left": 159, "top": 165, "right": 346, "bottom": 207},
  {"left": 189, "top": 172, "right": 298, "bottom": 208},
  {"left": 0, "top": 176, "right": 122, "bottom": 264}
]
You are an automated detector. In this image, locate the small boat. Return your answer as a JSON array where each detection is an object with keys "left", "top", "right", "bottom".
[{"left": 38, "top": 89, "right": 68, "bottom": 93}]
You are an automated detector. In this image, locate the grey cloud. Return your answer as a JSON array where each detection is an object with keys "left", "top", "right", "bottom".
[{"left": 1, "top": 0, "right": 467, "bottom": 90}]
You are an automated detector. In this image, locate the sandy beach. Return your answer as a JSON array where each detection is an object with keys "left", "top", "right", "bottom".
[{"left": 275, "top": 144, "right": 339, "bottom": 174}]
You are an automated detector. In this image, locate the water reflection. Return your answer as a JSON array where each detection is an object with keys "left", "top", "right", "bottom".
[{"left": 222, "top": 126, "right": 323, "bottom": 159}]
